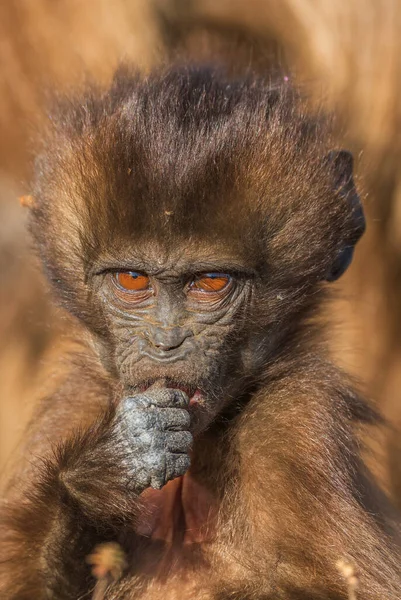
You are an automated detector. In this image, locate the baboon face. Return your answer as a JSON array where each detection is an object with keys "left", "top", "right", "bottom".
[{"left": 29, "top": 68, "right": 365, "bottom": 431}]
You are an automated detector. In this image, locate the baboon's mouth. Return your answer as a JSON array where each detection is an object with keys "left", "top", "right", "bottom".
[{"left": 170, "top": 385, "right": 203, "bottom": 406}]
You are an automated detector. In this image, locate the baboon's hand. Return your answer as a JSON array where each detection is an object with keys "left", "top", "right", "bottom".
[{"left": 115, "top": 389, "right": 192, "bottom": 492}]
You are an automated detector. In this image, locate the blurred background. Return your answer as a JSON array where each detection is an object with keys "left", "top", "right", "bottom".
[{"left": 0, "top": 0, "right": 400, "bottom": 507}]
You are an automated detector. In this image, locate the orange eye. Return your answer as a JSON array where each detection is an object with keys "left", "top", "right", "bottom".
[
  {"left": 114, "top": 272, "right": 150, "bottom": 292},
  {"left": 190, "top": 274, "right": 231, "bottom": 293}
]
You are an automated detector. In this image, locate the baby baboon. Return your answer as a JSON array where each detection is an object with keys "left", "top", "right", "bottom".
[{"left": 0, "top": 67, "right": 399, "bottom": 600}]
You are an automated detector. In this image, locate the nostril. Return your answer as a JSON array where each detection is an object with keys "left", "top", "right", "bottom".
[{"left": 153, "top": 340, "right": 182, "bottom": 352}]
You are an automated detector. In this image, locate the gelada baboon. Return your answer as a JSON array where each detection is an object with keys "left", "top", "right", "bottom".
[{"left": 0, "top": 66, "right": 400, "bottom": 599}]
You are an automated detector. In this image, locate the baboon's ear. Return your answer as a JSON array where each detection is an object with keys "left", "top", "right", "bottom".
[{"left": 325, "top": 150, "right": 366, "bottom": 282}]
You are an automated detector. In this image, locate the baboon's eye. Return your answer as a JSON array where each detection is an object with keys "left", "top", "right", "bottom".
[
  {"left": 114, "top": 272, "right": 151, "bottom": 292},
  {"left": 188, "top": 274, "right": 231, "bottom": 294}
]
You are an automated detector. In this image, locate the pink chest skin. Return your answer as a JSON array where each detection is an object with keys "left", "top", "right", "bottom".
[{"left": 137, "top": 474, "right": 218, "bottom": 545}]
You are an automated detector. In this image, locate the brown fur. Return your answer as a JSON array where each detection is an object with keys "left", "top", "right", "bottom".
[{"left": 0, "top": 66, "right": 400, "bottom": 599}]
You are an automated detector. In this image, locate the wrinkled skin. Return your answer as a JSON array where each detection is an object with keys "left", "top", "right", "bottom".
[
  {"left": 93, "top": 246, "right": 258, "bottom": 441},
  {"left": 115, "top": 389, "right": 192, "bottom": 490}
]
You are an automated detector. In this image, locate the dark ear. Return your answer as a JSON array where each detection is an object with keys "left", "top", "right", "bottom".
[{"left": 325, "top": 150, "right": 366, "bottom": 282}]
